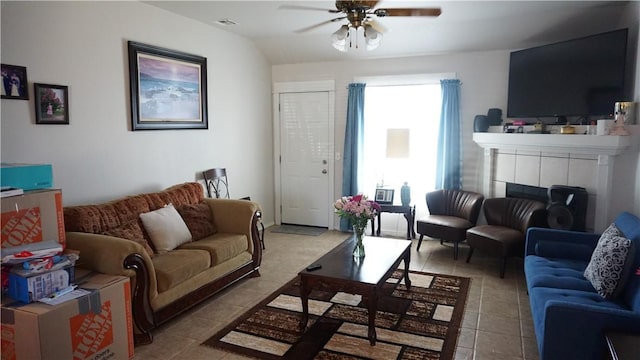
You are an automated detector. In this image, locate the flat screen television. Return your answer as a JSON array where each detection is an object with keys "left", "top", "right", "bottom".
[{"left": 507, "top": 28, "right": 628, "bottom": 121}]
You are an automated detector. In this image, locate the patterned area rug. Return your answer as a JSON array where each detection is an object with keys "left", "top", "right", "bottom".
[
  {"left": 202, "top": 269, "right": 470, "bottom": 359},
  {"left": 270, "top": 225, "right": 328, "bottom": 236}
]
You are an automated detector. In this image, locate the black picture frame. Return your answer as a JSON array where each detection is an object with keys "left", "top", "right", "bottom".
[
  {"left": 128, "top": 41, "right": 208, "bottom": 130},
  {"left": 1, "top": 64, "right": 29, "bottom": 100},
  {"left": 375, "top": 189, "right": 394, "bottom": 204},
  {"left": 34, "top": 83, "right": 69, "bottom": 125}
]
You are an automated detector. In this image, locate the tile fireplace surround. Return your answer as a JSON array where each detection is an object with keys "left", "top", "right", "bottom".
[{"left": 473, "top": 126, "right": 639, "bottom": 232}]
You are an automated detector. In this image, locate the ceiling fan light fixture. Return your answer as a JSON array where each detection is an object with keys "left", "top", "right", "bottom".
[
  {"left": 364, "top": 24, "right": 382, "bottom": 51},
  {"left": 331, "top": 25, "right": 350, "bottom": 52}
]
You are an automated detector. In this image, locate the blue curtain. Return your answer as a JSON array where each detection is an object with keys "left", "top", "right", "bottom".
[
  {"left": 435, "top": 79, "right": 461, "bottom": 190},
  {"left": 340, "top": 83, "right": 366, "bottom": 231}
]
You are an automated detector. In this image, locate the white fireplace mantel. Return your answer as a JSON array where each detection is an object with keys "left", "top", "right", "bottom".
[
  {"left": 473, "top": 132, "right": 639, "bottom": 231},
  {"left": 472, "top": 133, "right": 632, "bottom": 155}
]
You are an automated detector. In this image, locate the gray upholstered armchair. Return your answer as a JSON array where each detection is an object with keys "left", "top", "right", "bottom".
[{"left": 415, "top": 189, "right": 484, "bottom": 260}]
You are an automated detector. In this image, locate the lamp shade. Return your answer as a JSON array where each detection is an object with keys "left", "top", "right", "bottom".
[
  {"left": 386, "top": 128, "right": 410, "bottom": 158},
  {"left": 331, "top": 25, "right": 349, "bottom": 52},
  {"left": 364, "top": 24, "right": 382, "bottom": 51}
]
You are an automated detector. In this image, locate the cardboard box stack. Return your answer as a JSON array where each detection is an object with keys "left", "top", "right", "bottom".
[
  {"left": 1, "top": 270, "right": 135, "bottom": 360},
  {"left": 0, "top": 163, "right": 53, "bottom": 191},
  {"left": 0, "top": 166, "right": 135, "bottom": 359},
  {"left": 1, "top": 188, "right": 69, "bottom": 302}
]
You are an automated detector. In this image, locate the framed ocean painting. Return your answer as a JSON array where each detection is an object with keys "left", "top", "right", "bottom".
[{"left": 128, "top": 41, "right": 208, "bottom": 130}]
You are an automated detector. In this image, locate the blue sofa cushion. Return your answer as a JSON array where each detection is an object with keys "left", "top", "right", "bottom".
[
  {"left": 525, "top": 255, "right": 595, "bottom": 292},
  {"left": 535, "top": 240, "right": 594, "bottom": 260},
  {"left": 584, "top": 223, "right": 635, "bottom": 299},
  {"left": 529, "top": 286, "right": 634, "bottom": 360}
]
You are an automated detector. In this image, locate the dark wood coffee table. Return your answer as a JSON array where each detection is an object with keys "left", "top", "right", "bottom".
[{"left": 298, "top": 236, "right": 412, "bottom": 345}]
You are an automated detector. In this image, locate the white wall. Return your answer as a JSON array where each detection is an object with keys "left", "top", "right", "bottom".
[
  {"left": 1, "top": 2, "right": 274, "bottom": 222},
  {"left": 272, "top": 51, "right": 510, "bottom": 230},
  {"left": 3, "top": 2, "right": 637, "bottom": 231},
  {"left": 272, "top": 51, "right": 510, "bottom": 191},
  {"left": 273, "top": 27, "right": 640, "bottom": 230},
  {"left": 609, "top": 2, "right": 640, "bottom": 218},
  {"left": 629, "top": 1, "right": 640, "bottom": 216}
]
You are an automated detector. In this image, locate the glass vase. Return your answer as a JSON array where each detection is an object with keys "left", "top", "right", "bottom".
[
  {"left": 400, "top": 182, "right": 411, "bottom": 206},
  {"left": 352, "top": 224, "right": 366, "bottom": 259}
]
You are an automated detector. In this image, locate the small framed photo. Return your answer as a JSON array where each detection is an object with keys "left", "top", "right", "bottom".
[
  {"left": 375, "top": 189, "right": 394, "bottom": 204},
  {"left": 34, "top": 83, "right": 69, "bottom": 125},
  {"left": 1, "top": 64, "right": 29, "bottom": 100}
]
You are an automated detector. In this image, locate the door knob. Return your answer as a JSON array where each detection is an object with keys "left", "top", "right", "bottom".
[{"left": 322, "top": 169, "right": 327, "bottom": 174}]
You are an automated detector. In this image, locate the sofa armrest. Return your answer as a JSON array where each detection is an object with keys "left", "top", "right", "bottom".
[
  {"left": 541, "top": 300, "right": 640, "bottom": 360},
  {"left": 66, "top": 232, "right": 158, "bottom": 292},
  {"left": 66, "top": 231, "right": 159, "bottom": 341},
  {"left": 525, "top": 227, "right": 600, "bottom": 260},
  {"left": 204, "top": 198, "right": 259, "bottom": 249}
]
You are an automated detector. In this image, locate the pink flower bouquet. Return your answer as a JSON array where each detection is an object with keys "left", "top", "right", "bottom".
[{"left": 334, "top": 194, "right": 381, "bottom": 230}]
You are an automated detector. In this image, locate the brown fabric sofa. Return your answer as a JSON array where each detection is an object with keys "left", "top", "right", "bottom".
[{"left": 63, "top": 182, "right": 262, "bottom": 345}]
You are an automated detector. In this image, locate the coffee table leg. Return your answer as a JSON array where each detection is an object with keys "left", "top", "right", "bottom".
[
  {"left": 403, "top": 250, "right": 412, "bottom": 289},
  {"left": 299, "top": 278, "right": 310, "bottom": 331},
  {"left": 368, "top": 290, "right": 377, "bottom": 345}
]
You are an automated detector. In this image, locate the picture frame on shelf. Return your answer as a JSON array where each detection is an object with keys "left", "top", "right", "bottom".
[
  {"left": 34, "top": 83, "right": 69, "bottom": 125},
  {"left": 1, "top": 64, "right": 29, "bottom": 100},
  {"left": 375, "top": 188, "right": 394, "bottom": 204},
  {"left": 128, "top": 41, "right": 208, "bottom": 131}
]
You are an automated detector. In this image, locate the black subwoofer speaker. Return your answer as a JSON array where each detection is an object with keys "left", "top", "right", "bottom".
[{"left": 546, "top": 185, "right": 588, "bottom": 231}]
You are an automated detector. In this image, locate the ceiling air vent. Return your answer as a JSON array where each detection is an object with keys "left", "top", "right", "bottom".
[{"left": 216, "top": 18, "right": 237, "bottom": 26}]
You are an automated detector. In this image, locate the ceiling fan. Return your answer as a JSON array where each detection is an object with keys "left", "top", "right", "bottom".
[{"left": 281, "top": 1, "right": 441, "bottom": 52}]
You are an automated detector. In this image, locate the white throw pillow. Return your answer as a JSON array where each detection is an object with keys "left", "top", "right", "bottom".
[{"left": 140, "top": 203, "right": 192, "bottom": 254}]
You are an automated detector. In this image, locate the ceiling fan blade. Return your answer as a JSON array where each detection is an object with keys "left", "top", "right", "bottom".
[
  {"left": 279, "top": 4, "right": 341, "bottom": 13},
  {"left": 294, "top": 17, "right": 346, "bottom": 34},
  {"left": 375, "top": 8, "right": 441, "bottom": 17}
]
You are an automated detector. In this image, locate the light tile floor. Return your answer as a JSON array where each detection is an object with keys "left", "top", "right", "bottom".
[{"left": 132, "top": 228, "right": 539, "bottom": 360}]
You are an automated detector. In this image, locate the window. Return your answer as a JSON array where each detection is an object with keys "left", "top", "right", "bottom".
[{"left": 361, "top": 76, "right": 446, "bottom": 235}]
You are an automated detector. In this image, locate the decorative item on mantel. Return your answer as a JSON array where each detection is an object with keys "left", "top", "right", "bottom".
[
  {"left": 487, "top": 108, "right": 503, "bottom": 125},
  {"left": 615, "top": 102, "right": 635, "bottom": 124},
  {"left": 609, "top": 101, "right": 634, "bottom": 135},
  {"left": 474, "top": 108, "right": 503, "bottom": 133},
  {"left": 334, "top": 194, "right": 381, "bottom": 259},
  {"left": 609, "top": 116, "right": 629, "bottom": 135},
  {"left": 473, "top": 115, "right": 489, "bottom": 132}
]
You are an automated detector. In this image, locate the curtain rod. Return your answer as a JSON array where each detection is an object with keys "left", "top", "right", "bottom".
[{"left": 345, "top": 81, "right": 463, "bottom": 89}]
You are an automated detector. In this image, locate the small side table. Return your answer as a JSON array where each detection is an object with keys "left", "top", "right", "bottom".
[
  {"left": 371, "top": 204, "right": 416, "bottom": 240},
  {"left": 605, "top": 332, "right": 640, "bottom": 360}
]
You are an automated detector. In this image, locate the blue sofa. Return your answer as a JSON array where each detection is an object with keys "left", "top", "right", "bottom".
[{"left": 524, "top": 212, "right": 640, "bottom": 360}]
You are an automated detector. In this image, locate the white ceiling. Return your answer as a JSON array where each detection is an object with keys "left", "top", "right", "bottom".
[{"left": 145, "top": 1, "right": 631, "bottom": 65}]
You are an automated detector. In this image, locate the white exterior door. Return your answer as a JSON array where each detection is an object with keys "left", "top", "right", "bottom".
[{"left": 278, "top": 91, "right": 331, "bottom": 227}]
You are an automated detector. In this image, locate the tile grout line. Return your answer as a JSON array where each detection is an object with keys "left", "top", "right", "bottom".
[{"left": 471, "top": 275, "right": 483, "bottom": 360}]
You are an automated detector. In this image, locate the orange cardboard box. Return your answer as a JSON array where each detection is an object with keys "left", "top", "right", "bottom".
[
  {"left": 1, "top": 271, "right": 134, "bottom": 360},
  {"left": 1, "top": 189, "right": 65, "bottom": 249}
]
